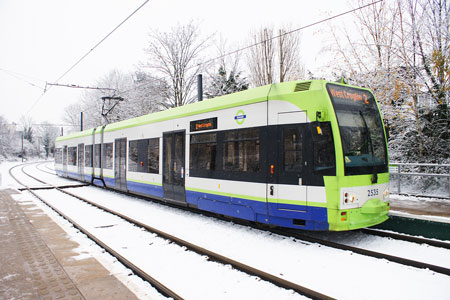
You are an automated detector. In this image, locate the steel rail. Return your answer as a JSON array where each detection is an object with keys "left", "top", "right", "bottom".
[
  {"left": 26, "top": 161, "right": 450, "bottom": 278},
  {"left": 55, "top": 183, "right": 336, "bottom": 300},
  {"left": 270, "top": 228, "right": 450, "bottom": 277},
  {"left": 361, "top": 228, "right": 450, "bottom": 250},
  {"left": 15, "top": 162, "right": 337, "bottom": 300},
  {"left": 36, "top": 161, "right": 58, "bottom": 176},
  {"left": 9, "top": 163, "right": 184, "bottom": 300}
]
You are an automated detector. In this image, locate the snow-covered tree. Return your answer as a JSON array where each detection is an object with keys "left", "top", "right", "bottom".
[
  {"left": 143, "top": 21, "right": 212, "bottom": 108},
  {"left": 0, "top": 116, "right": 18, "bottom": 159},
  {"left": 204, "top": 38, "right": 249, "bottom": 98},
  {"left": 205, "top": 66, "right": 248, "bottom": 98},
  {"left": 324, "top": 0, "right": 450, "bottom": 163},
  {"left": 37, "top": 123, "right": 59, "bottom": 158}
]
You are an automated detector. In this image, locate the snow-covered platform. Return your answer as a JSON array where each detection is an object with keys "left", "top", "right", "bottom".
[
  {"left": 0, "top": 188, "right": 140, "bottom": 300},
  {"left": 390, "top": 194, "right": 450, "bottom": 221},
  {"left": 376, "top": 194, "right": 450, "bottom": 240}
]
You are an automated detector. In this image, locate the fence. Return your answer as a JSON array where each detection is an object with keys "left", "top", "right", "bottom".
[{"left": 389, "top": 163, "right": 450, "bottom": 199}]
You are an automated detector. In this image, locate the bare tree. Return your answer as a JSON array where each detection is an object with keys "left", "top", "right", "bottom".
[
  {"left": 20, "top": 116, "right": 34, "bottom": 144},
  {"left": 247, "top": 25, "right": 303, "bottom": 87},
  {"left": 0, "top": 116, "right": 18, "bottom": 158},
  {"left": 416, "top": 0, "right": 450, "bottom": 105},
  {"left": 63, "top": 103, "right": 83, "bottom": 129},
  {"left": 124, "top": 70, "right": 168, "bottom": 114},
  {"left": 278, "top": 28, "right": 303, "bottom": 82},
  {"left": 248, "top": 27, "right": 276, "bottom": 86},
  {"left": 143, "top": 21, "right": 211, "bottom": 108},
  {"left": 37, "top": 122, "right": 58, "bottom": 158}
]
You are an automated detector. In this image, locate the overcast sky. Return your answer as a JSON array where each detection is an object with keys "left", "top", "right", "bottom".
[{"left": 0, "top": 0, "right": 352, "bottom": 128}]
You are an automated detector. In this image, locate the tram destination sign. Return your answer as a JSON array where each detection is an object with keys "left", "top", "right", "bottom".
[
  {"left": 190, "top": 117, "right": 218, "bottom": 132},
  {"left": 327, "top": 83, "right": 375, "bottom": 108}
]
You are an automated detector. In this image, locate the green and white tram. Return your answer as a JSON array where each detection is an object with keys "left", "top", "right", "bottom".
[{"left": 55, "top": 80, "right": 390, "bottom": 231}]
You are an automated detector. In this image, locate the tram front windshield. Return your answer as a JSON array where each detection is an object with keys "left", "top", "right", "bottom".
[{"left": 327, "top": 83, "right": 388, "bottom": 176}]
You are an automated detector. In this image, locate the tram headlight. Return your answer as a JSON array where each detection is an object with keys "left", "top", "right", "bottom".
[
  {"left": 383, "top": 188, "right": 390, "bottom": 200},
  {"left": 344, "top": 192, "right": 356, "bottom": 204}
]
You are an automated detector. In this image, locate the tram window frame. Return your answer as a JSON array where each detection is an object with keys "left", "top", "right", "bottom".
[
  {"left": 78, "top": 145, "right": 85, "bottom": 167},
  {"left": 103, "top": 143, "right": 113, "bottom": 170},
  {"left": 222, "top": 128, "right": 260, "bottom": 173},
  {"left": 147, "top": 138, "right": 160, "bottom": 174},
  {"left": 85, "top": 145, "right": 93, "bottom": 167},
  {"left": 94, "top": 144, "right": 101, "bottom": 168},
  {"left": 190, "top": 132, "right": 217, "bottom": 176},
  {"left": 129, "top": 138, "right": 160, "bottom": 174},
  {"left": 311, "top": 122, "right": 336, "bottom": 175},
  {"left": 128, "top": 140, "right": 139, "bottom": 172},
  {"left": 68, "top": 146, "right": 77, "bottom": 166},
  {"left": 283, "top": 127, "right": 303, "bottom": 172},
  {"left": 55, "top": 148, "right": 62, "bottom": 164}
]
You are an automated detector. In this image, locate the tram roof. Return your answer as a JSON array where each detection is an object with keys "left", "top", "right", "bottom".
[{"left": 56, "top": 80, "right": 345, "bottom": 142}]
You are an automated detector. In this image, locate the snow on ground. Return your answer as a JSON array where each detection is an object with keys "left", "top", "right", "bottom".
[
  {"left": 14, "top": 193, "right": 165, "bottom": 300},
  {"left": 2, "top": 160, "right": 450, "bottom": 299}
]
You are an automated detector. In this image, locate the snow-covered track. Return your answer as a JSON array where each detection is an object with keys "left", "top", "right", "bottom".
[
  {"left": 10, "top": 162, "right": 184, "bottom": 300},
  {"left": 269, "top": 228, "right": 450, "bottom": 276},
  {"left": 11, "top": 162, "right": 336, "bottom": 300},
  {"left": 361, "top": 228, "right": 450, "bottom": 250},
  {"left": 58, "top": 187, "right": 335, "bottom": 300},
  {"left": 15, "top": 163, "right": 88, "bottom": 191},
  {"left": 35, "top": 161, "right": 59, "bottom": 176}
]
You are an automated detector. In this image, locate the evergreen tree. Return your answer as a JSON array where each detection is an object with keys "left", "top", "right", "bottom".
[{"left": 205, "top": 66, "right": 248, "bottom": 98}]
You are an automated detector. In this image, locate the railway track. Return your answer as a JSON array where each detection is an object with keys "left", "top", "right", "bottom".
[
  {"left": 16, "top": 162, "right": 450, "bottom": 279},
  {"left": 10, "top": 163, "right": 183, "bottom": 299},
  {"left": 361, "top": 228, "right": 450, "bottom": 250},
  {"left": 271, "top": 228, "right": 450, "bottom": 276},
  {"left": 10, "top": 162, "right": 336, "bottom": 300}
]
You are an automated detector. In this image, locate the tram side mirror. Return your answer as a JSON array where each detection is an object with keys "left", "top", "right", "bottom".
[{"left": 316, "top": 110, "right": 326, "bottom": 121}]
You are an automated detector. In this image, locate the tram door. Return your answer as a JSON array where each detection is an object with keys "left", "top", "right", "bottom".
[
  {"left": 77, "top": 143, "right": 84, "bottom": 180},
  {"left": 162, "top": 131, "right": 186, "bottom": 203},
  {"left": 114, "top": 138, "right": 127, "bottom": 191},
  {"left": 269, "top": 112, "right": 309, "bottom": 210}
]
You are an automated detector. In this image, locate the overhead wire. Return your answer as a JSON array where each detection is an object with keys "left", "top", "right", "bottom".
[
  {"left": 26, "top": 0, "right": 150, "bottom": 115},
  {"left": 200, "top": 0, "right": 384, "bottom": 67},
  {"left": 118, "top": 0, "right": 384, "bottom": 96},
  {"left": 24, "top": 0, "right": 382, "bottom": 113},
  {"left": 0, "top": 67, "right": 46, "bottom": 90},
  {"left": 46, "top": 82, "right": 117, "bottom": 92}
]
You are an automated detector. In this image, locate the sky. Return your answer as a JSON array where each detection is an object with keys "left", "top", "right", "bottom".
[{"left": 0, "top": 0, "right": 354, "bottom": 129}]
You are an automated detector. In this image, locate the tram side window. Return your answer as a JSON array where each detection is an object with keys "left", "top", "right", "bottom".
[
  {"left": 283, "top": 128, "right": 303, "bottom": 172},
  {"left": 63, "top": 147, "right": 68, "bottom": 165},
  {"left": 128, "top": 140, "right": 138, "bottom": 172},
  {"left": 55, "top": 148, "right": 62, "bottom": 164},
  {"left": 68, "top": 147, "right": 77, "bottom": 166},
  {"left": 94, "top": 144, "right": 101, "bottom": 168},
  {"left": 190, "top": 133, "right": 217, "bottom": 173},
  {"left": 223, "top": 128, "right": 260, "bottom": 172},
  {"left": 103, "top": 143, "right": 113, "bottom": 169},
  {"left": 78, "top": 145, "right": 85, "bottom": 167},
  {"left": 129, "top": 138, "right": 159, "bottom": 173},
  {"left": 311, "top": 122, "right": 336, "bottom": 175},
  {"left": 147, "top": 138, "right": 159, "bottom": 174},
  {"left": 85, "top": 145, "right": 93, "bottom": 167}
]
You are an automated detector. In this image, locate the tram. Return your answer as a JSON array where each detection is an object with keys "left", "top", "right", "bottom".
[{"left": 55, "top": 80, "right": 390, "bottom": 231}]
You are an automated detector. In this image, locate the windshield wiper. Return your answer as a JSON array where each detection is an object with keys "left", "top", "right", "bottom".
[{"left": 359, "top": 111, "right": 378, "bottom": 183}]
